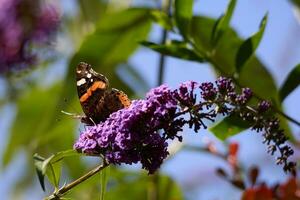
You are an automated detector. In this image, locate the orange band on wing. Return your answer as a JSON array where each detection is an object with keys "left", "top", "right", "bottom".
[
  {"left": 80, "top": 81, "right": 106, "bottom": 103},
  {"left": 91, "top": 81, "right": 106, "bottom": 91},
  {"left": 117, "top": 93, "right": 131, "bottom": 108}
]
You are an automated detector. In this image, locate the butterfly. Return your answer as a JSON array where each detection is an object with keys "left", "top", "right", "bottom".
[{"left": 75, "top": 62, "right": 131, "bottom": 125}]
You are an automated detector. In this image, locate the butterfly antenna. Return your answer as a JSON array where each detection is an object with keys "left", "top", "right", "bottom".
[
  {"left": 63, "top": 98, "right": 81, "bottom": 114},
  {"left": 61, "top": 110, "right": 76, "bottom": 116}
]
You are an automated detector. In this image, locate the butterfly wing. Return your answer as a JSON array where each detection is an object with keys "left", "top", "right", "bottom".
[
  {"left": 76, "top": 62, "right": 109, "bottom": 124},
  {"left": 76, "top": 62, "right": 131, "bottom": 125}
]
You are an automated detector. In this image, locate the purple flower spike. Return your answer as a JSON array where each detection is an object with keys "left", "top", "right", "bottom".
[
  {"left": 75, "top": 85, "right": 178, "bottom": 174},
  {"left": 74, "top": 77, "right": 296, "bottom": 174}
]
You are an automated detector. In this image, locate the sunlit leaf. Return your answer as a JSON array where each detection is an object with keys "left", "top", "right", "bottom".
[
  {"left": 174, "top": 0, "right": 194, "bottom": 38},
  {"left": 42, "top": 149, "right": 79, "bottom": 165},
  {"left": 141, "top": 40, "right": 204, "bottom": 62},
  {"left": 279, "top": 63, "right": 300, "bottom": 102},
  {"left": 45, "top": 162, "right": 61, "bottom": 189},
  {"left": 191, "top": 15, "right": 277, "bottom": 101},
  {"left": 105, "top": 168, "right": 183, "bottom": 200},
  {"left": 211, "top": 0, "right": 237, "bottom": 46},
  {"left": 77, "top": 0, "right": 106, "bottom": 22},
  {"left": 210, "top": 115, "right": 251, "bottom": 140},
  {"left": 62, "top": 167, "right": 182, "bottom": 200},
  {"left": 150, "top": 10, "right": 173, "bottom": 30},
  {"left": 64, "top": 8, "right": 152, "bottom": 101},
  {"left": 3, "top": 83, "right": 62, "bottom": 166},
  {"left": 34, "top": 150, "right": 79, "bottom": 190},
  {"left": 157, "top": 175, "right": 183, "bottom": 200},
  {"left": 236, "top": 14, "right": 268, "bottom": 73}
]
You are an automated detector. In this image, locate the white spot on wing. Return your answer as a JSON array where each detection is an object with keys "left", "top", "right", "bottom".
[
  {"left": 77, "top": 78, "right": 86, "bottom": 86},
  {"left": 87, "top": 73, "right": 92, "bottom": 78},
  {"left": 77, "top": 70, "right": 81, "bottom": 73}
]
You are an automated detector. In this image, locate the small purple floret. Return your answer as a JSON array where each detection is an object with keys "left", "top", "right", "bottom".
[
  {"left": 216, "top": 76, "right": 234, "bottom": 93},
  {"left": 199, "top": 82, "right": 217, "bottom": 100},
  {"left": 258, "top": 100, "right": 271, "bottom": 112}
]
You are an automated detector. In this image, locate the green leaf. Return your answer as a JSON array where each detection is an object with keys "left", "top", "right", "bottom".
[
  {"left": 104, "top": 168, "right": 183, "bottom": 200},
  {"left": 236, "top": 13, "right": 268, "bottom": 72},
  {"left": 2, "top": 80, "right": 86, "bottom": 187},
  {"left": 63, "top": 167, "right": 183, "bottom": 200},
  {"left": 34, "top": 154, "right": 46, "bottom": 191},
  {"left": 77, "top": 0, "right": 106, "bottom": 22},
  {"left": 190, "top": 16, "right": 277, "bottom": 101},
  {"left": 150, "top": 10, "right": 173, "bottom": 30},
  {"left": 290, "top": 0, "right": 300, "bottom": 9},
  {"left": 34, "top": 150, "right": 79, "bottom": 190},
  {"left": 94, "top": 8, "right": 150, "bottom": 33},
  {"left": 63, "top": 8, "right": 152, "bottom": 101},
  {"left": 158, "top": 175, "right": 183, "bottom": 200},
  {"left": 211, "top": 0, "right": 237, "bottom": 46},
  {"left": 141, "top": 40, "right": 204, "bottom": 62},
  {"left": 210, "top": 115, "right": 251, "bottom": 140},
  {"left": 3, "top": 83, "right": 62, "bottom": 166},
  {"left": 279, "top": 63, "right": 300, "bottom": 102},
  {"left": 45, "top": 162, "right": 62, "bottom": 189},
  {"left": 41, "top": 150, "right": 79, "bottom": 172},
  {"left": 174, "top": 0, "right": 194, "bottom": 38}
]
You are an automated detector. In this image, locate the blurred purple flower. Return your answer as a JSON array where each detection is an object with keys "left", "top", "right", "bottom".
[
  {"left": 74, "top": 78, "right": 295, "bottom": 174},
  {"left": 0, "top": 0, "right": 60, "bottom": 74}
]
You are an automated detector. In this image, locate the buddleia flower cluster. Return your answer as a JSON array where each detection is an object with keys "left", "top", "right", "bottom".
[
  {"left": 74, "top": 77, "right": 296, "bottom": 174},
  {"left": 0, "top": 0, "right": 60, "bottom": 74}
]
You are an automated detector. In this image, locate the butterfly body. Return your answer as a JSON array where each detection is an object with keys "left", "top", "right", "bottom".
[{"left": 76, "top": 62, "right": 131, "bottom": 125}]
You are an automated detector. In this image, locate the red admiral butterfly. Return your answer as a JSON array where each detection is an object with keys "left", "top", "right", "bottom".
[{"left": 76, "top": 62, "right": 131, "bottom": 125}]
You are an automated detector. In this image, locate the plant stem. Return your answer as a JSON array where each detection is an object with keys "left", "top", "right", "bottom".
[
  {"left": 157, "top": 30, "right": 168, "bottom": 86},
  {"left": 45, "top": 162, "right": 109, "bottom": 200},
  {"left": 150, "top": 1, "right": 173, "bottom": 200},
  {"left": 157, "top": 0, "right": 172, "bottom": 86},
  {"left": 275, "top": 109, "right": 300, "bottom": 127}
]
